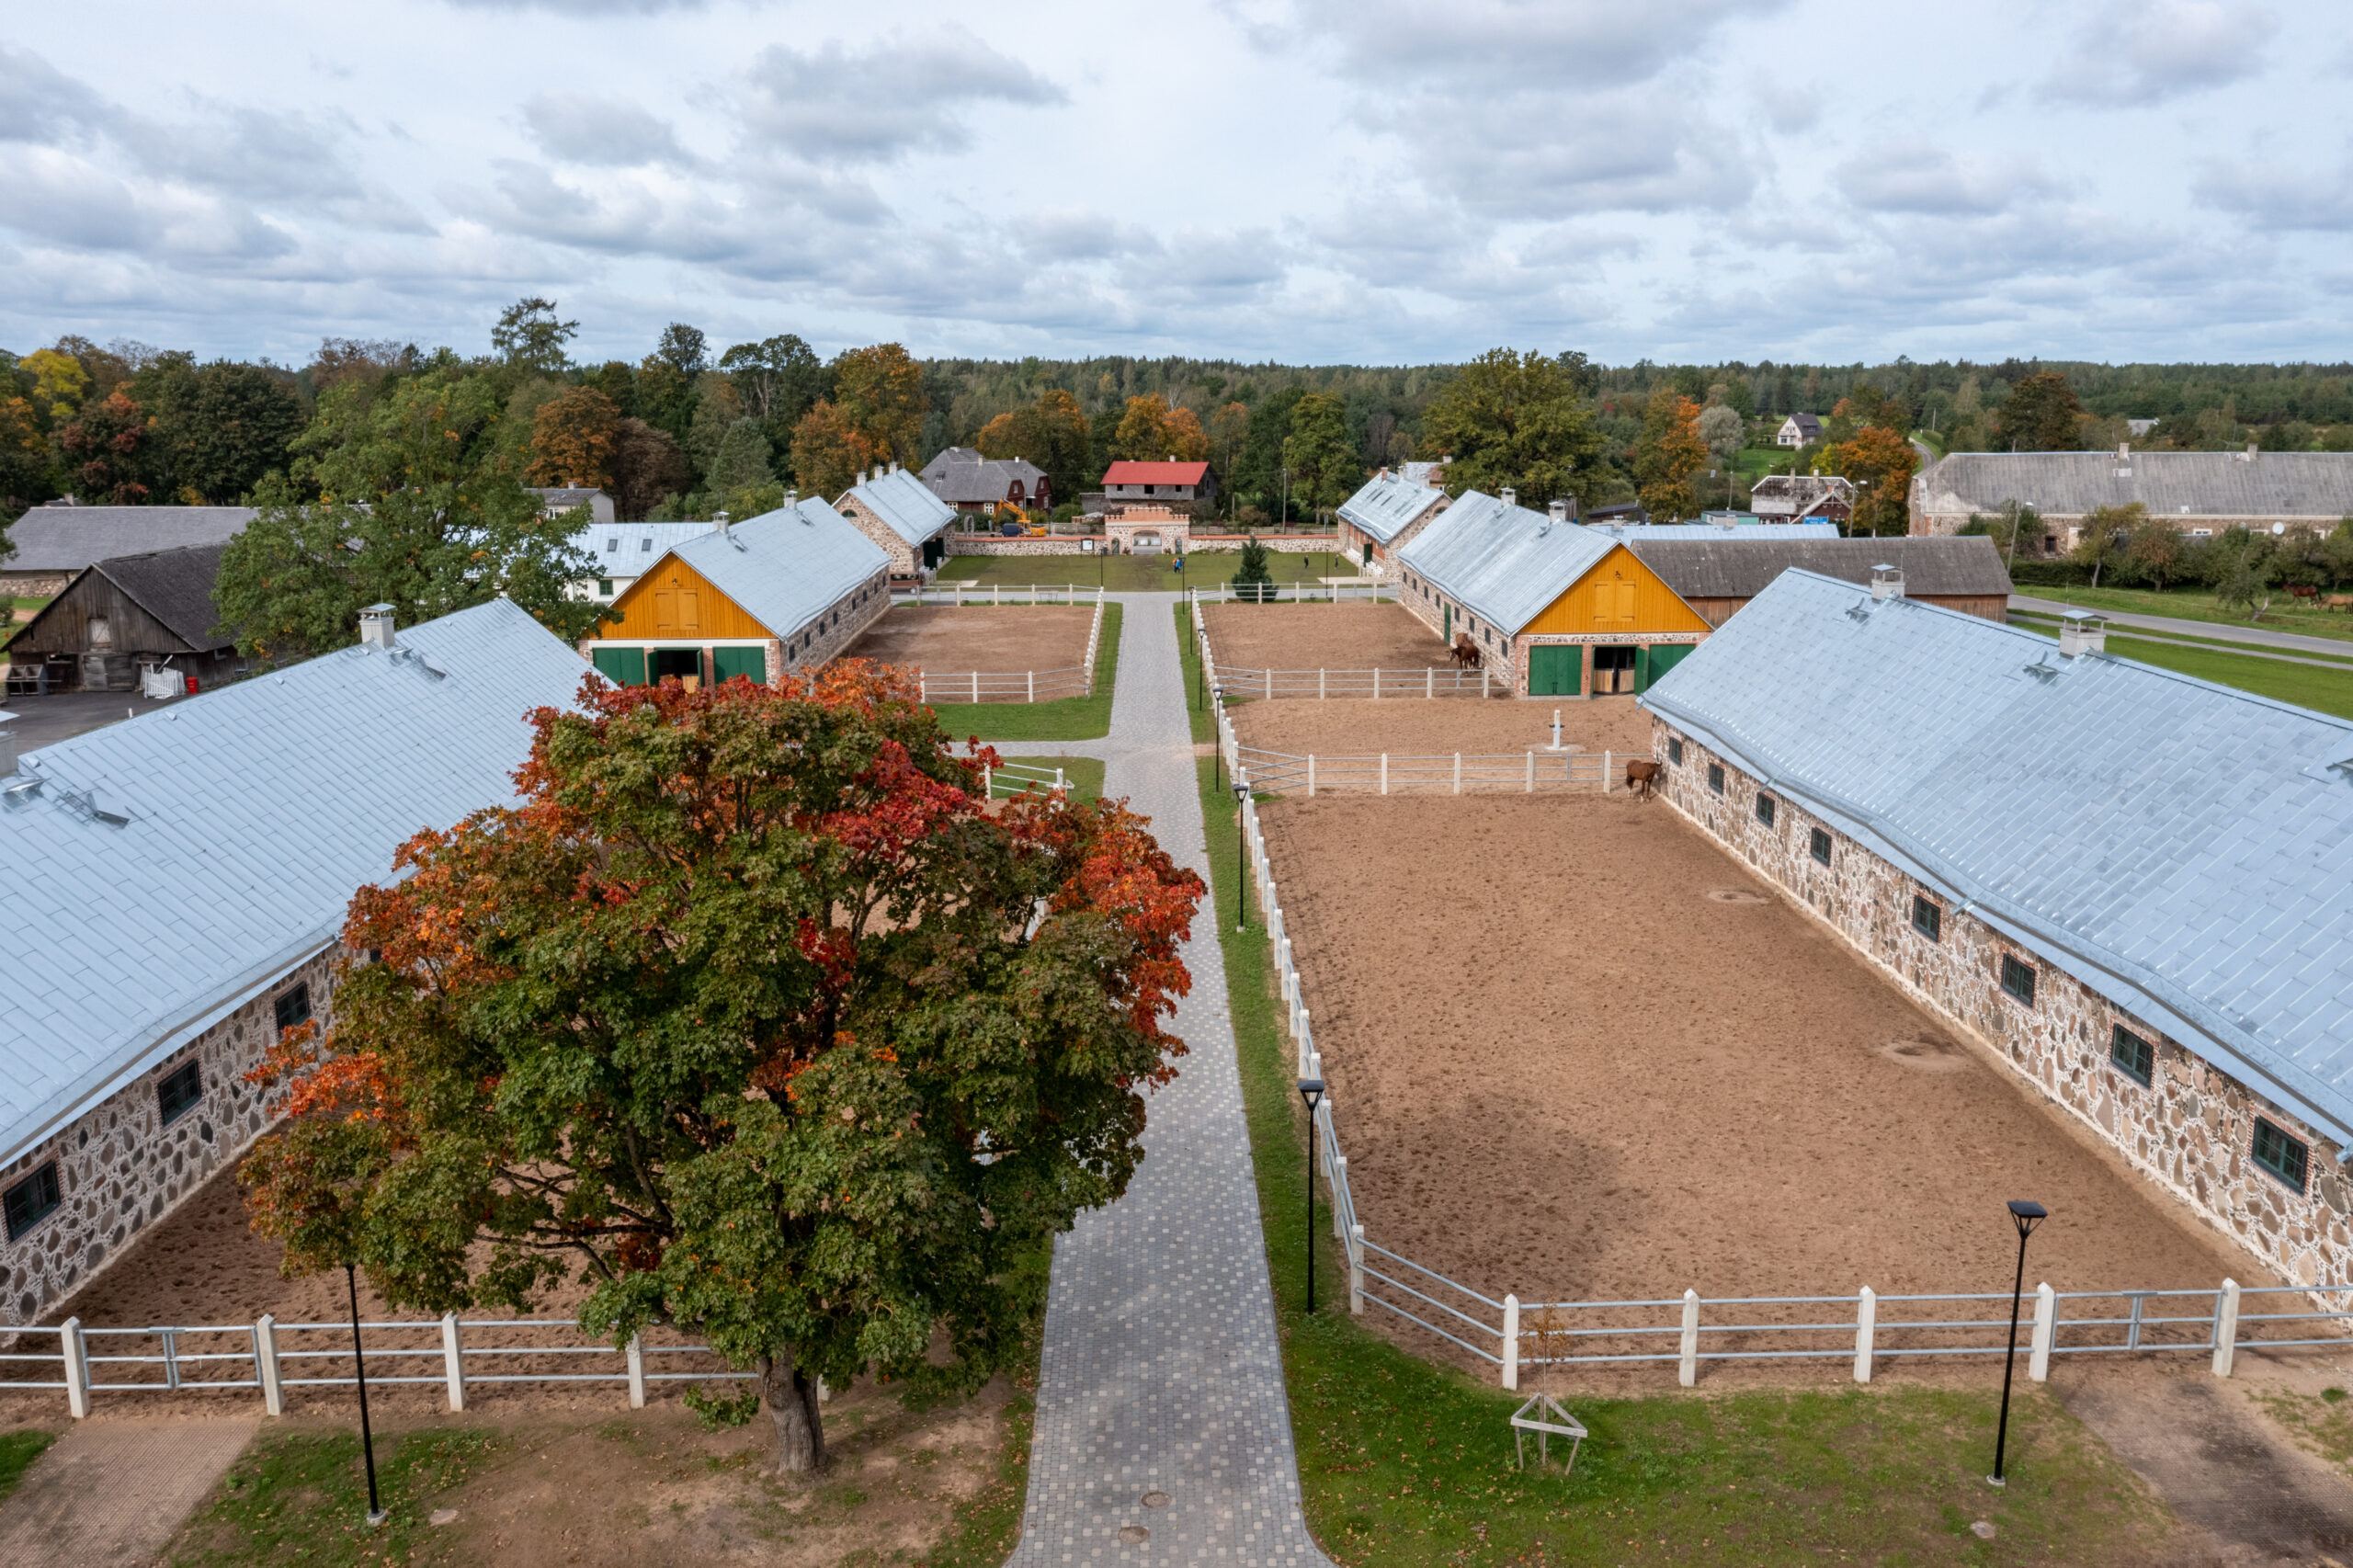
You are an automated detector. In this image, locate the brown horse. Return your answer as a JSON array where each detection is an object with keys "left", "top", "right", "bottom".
[
  {"left": 1449, "top": 634, "right": 1483, "bottom": 669},
  {"left": 1625, "top": 759, "right": 1661, "bottom": 800}
]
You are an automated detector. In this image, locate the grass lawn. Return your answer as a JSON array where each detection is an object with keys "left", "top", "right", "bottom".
[
  {"left": 2016, "top": 583, "right": 2353, "bottom": 644},
  {"left": 1176, "top": 605, "right": 2179, "bottom": 1565},
  {"left": 0, "top": 1429, "right": 55, "bottom": 1504},
  {"left": 2007, "top": 608, "right": 2353, "bottom": 667},
  {"left": 938, "top": 551, "right": 1362, "bottom": 592},
  {"left": 928, "top": 603, "right": 1120, "bottom": 742},
  {"left": 995, "top": 755, "right": 1107, "bottom": 801},
  {"left": 2009, "top": 617, "right": 2353, "bottom": 720}
]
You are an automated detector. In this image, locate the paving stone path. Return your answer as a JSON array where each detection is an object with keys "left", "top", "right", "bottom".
[
  {"left": 0, "top": 1417, "right": 255, "bottom": 1567},
  {"left": 998, "top": 593, "right": 1332, "bottom": 1568}
]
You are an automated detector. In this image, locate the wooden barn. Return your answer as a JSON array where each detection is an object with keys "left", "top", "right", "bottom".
[
  {"left": 1621, "top": 535, "right": 2015, "bottom": 626},
  {"left": 581, "top": 501, "right": 891, "bottom": 687},
  {"left": 1394, "top": 490, "right": 1712, "bottom": 698},
  {"left": 6, "top": 544, "right": 241, "bottom": 692}
]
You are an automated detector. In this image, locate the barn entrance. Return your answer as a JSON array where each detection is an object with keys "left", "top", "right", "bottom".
[
  {"left": 651, "top": 648, "right": 703, "bottom": 689},
  {"left": 1528, "top": 644, "right": 1581, "bottom": 697},
  {"left": 1644, "top": 642, "right": 1694, "bottom": 689},
  {"left": 1593, "top": 645, "right": 1638, "bottom": 694}
]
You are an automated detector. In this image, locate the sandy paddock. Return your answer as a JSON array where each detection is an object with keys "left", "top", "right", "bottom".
[
  {"left": 847, "top": 605, "right": 1095, "bottom": 679},
  {"left": 1202, "top": 603, "right": 1448, "bottom": 673},
  {"left": 1233, "top": 696, "right": 1654, "bottom": 758},
  {"left": 1258, "top": 793, "right": 2263, "bottom": 1377}
]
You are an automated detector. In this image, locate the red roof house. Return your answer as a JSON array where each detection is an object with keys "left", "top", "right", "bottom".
[{"left": 1099, "top": 460, "right": 1217, "bottom": 506}]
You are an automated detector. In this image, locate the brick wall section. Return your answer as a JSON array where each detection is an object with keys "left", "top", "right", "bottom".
[
  {"left": 1652, "top": 714, "right": 2351, "bottom": 1295},
  {"left": 836, "top": 498, "right": 926, "bottom": 577},
  {"left": 1, "top": 949, "right": 330, "bottom": 1326},
  {"left": 786, "top": 569, "right": 892, "bottom": 675}
]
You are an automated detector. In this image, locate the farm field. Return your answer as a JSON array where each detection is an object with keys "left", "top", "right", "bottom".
[
  {"left": 847, "top": 604, "right": 1096, "bottom": 687},
  {"left": 1202, "top": 601, "right": 1446, "bottom": 671},
  {"left": 1232, "top": 693, "right": 1654, "bottom": 759},
  {"left": 1256, "top": 792, "right": 2259, "bottom": 1363}
]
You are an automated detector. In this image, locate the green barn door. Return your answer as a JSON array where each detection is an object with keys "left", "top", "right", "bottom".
[
  {"left": 1645, "top": 642, "right": 1694, "bottom": 688},
  {"left": 591, "top": 645, "right": 646, "bottom": 686},
  {"left": 1528, "top": 645, "right": 1580, "bottom": 696},
  {"left": 1443, "top": 604, "right": 1452, "bottom": 642},
  {"left": 712, "top": 646, "right": 767, "bottom": 685}
]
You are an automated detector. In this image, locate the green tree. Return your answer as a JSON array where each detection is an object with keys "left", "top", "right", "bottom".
[
  {"left": 2124, "top": 514, "right": 2187, "bottom": 590},
  {"left": 1279, "top": 392, "right": 1358, "bottom": 518},
  {"left": 1232, "top": 533, "right": 1275, "bottom": 602},
  {"left": 706, "top": 417, "right": 778, "bottom": 506},
  {"left": 1997, "top": 371, "right": 2084, "bottom": 452},
  {"left": 2070, "top": 502, "right": 2144, "bottom": 588},
  {"left": 492, "top": 298, "right": 579, "bottom": 375},
  {"left": 241, "top": 669, "right": 1204, "bottom": 1474},
  {"left": 2212, "top": 532, "right": 2276, "bottom": 619},
  {"left": 1418, "top": 349, "right": 1605, "bottom": 507},
  {"left": 975, "top": 390, "right": 1092, "bottom": 507},
  {"left": 687, "top": 371, "right": 746, "bottom": 473},
  {"left": 789, "top": 344, "right": 928, "bottom": 494},
  {"left": 1632, "top": 394, "right": 1706, "bottom": 520},
  {"left": 55, "top": 389, "right": 157, "bottom": 505},
  {"left": 719, "top": 334, "right": 827, "bottom": 451}
]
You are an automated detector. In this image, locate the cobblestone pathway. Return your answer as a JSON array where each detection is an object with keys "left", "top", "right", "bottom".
[{"left": 1001, "top": 593, "right": 1330, "bottom": 1568}]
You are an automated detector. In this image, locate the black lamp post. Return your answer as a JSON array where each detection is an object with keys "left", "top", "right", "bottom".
[
  {"left": 1232, "top": 778, "right": 1249, "bottom": 932},
  {"left": 1989, "top": 1199, "right": 2048, "bottom": 1488},
  {"left": 346, "top": 1262, "right": 386, "bottom": 1527},
  {"left": 1298, "top": 1078, "right": 1324, "bottom": 1313}
]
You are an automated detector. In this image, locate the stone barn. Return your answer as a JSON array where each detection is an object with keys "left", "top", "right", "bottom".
[
  {"left": 0, "top": 598, "right": 588, "bottom": 1326},
  {"left": 1908, "top": 447, "right": 2353, "bottom": 551},
  {"left": 581, "top": 500, "right": 890, "bottom": 689},
  {"left": 1642, "top": 569, "right": 2353, "bottom": 1293},
  {"left": 1394, "top": 490, "right": 1712, "bottom": 698},
  {"left": 835, "top": 465, "right": 959, "bottom": 579},
  {"left": 1336, "top": 470, "right": 1450, "bottom": 577}
]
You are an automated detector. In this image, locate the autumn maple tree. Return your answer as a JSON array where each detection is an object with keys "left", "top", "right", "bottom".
[
  {"left": 242, "top": 665, "right": 1202, "bottom": 1474},
  {"left": 1634, "top": 393, "right": 1707, "bottom": 520}
]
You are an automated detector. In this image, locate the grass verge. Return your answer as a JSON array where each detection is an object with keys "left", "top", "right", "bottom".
[
  {"left": 2017, "top": 584, "right": 2353, "bottom": 644},
  {"left": 916, "top": 1355, "right": 1040, "bottom": 1568},
  {"left": 0, "top": 1429, "right": 55, "bottom": 1504},
  {"left": 172, "top": 1426, "right": 497, "bottom": 1566},
  {"left": 2009, "top": 616, "right": 2353, "bottom": 719},
  {"left": 997, "top": 755, "right": 1107, "bottom": 801},
  {"left": 930, "top": 602, "right": 1121, "bottom": 742},
  {"left": 2007, "top": 607, "right": 2353, "bottom": 666},
  {"left": 1178, "top": 611, "right": 2177, "bottom": 1564}
]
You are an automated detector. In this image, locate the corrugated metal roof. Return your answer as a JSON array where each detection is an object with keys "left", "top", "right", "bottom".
[
  {"left": 1642, "top": 569, "right": 2353, "bottom": 1144},
  {"left": 5, "top": 507, "right": 255, "bottom": 573},
  {"left": 660, "top": 500, "right": 888, "bottom": 639},
  {"left": 569, "top": 521, "right": 715, "bottom": 572},
  {"left": 1596, "top": 521, "right": 1843, "bottom": 542},
  {"left": 846, "top": 469, "right": 958, "bottom": 545},
  {"left": 1336, "top": 473, "right": 1448, "bottom": 544},
  {"left": 0, "top": 597, "right": 590, "bottom": 1165},
  {"left": 1101, "top": 461, "right": 1211, "bottom": 484},
  {"left": 1915, "top": 450, "right": 2353, "bottom": 518},
  {"left": 1628, "top": 536, "right": 2013, "bottom": 599},
  {"left": 1394, "top": 491, "right": 1620, "bottom": 635}
]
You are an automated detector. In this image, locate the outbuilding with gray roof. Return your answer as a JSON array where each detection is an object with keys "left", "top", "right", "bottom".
[
  {"left": 1336, "top": 471, "right": 1450, "bottom": 577},
  {"left": 2, "top": 506, "right": 256, "bottom": 597}
]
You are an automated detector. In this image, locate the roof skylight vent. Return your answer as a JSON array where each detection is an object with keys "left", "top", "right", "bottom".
[
  {"left": 2059, "top": 610, "right": 2107, "bottom": 657},
  {"left": 2022, "top": 653, "right": 2058, "bottom": 683},
  {"left": 1870, "top": 563, "right": 1904, "bottom": 602}
]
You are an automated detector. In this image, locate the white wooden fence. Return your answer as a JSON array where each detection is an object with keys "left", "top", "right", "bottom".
[
  {"left": 1188, "top": 593, "right": 2352, "bottom": 1386},
  {"left": 904, "top": 586, "right": 1106, "bottom": 702},
  {"left": 0, "top": 1314, "right": 753, "bottom": 1418},
  {"left": 1211, "top": 665, "right": 1498, "bottom": 699},
  {"left": 981, "top": 761, "right": 1083, "bottom": 799},
  {"left": 1233, "top": 745, "right": 1648, "bottom": 795},
  {"left": 894, "top": 583, "right": 1107, "bottom": 608}
]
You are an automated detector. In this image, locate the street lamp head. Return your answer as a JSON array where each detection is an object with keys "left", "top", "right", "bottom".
[
  {"left": 2006, "top": 1199, "right": 2048, "bottom": 1237},
  {"left": 1232, "top": 779, "right": 1248, "bottom": 801},
  {"left": 1297, "top": 1077, "right": 1324, "bottom": 1107}
]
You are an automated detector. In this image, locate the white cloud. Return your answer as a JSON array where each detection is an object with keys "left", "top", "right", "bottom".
[
  {"left": 738, "top": 30, "right": 1066, "bottom": 167},
  {"left": 2191, "top": 152, "right": 2353, "bottom": 232},
  {"left": 2043, "top": 0, "right": 2279, "bottom": 106},
  {"left": 1836, "top": 144, "right": 2057, "bottom": 216},
  {"left": 524, "top": 96, "right": 699, "bottom": 169}
]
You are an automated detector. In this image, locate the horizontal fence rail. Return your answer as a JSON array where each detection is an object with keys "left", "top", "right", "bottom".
[
  {"left": 915, "top": 667, "right": 1088, "bottom": 704},
  {"left": 893, "top": 584, "right": 1108, "bottom": 608},
  {"left": 1187, "top": 586, "right": 2353, "bottom": 1390},
  {"left": 982, "top": 761, "right": 1083, "bottom": 799},
  {"left": 1234, "top": 745, "right": 1653, "bottom": 796},
  {"left": 1211, "top": 665, "right": 1498, "bottom": 699},
  {"left": 1212, "top": 581, "right": 1391, "bottom": 604},
  {"left": 2, "top": 1313, "right": 754, "bottom": 1419}
]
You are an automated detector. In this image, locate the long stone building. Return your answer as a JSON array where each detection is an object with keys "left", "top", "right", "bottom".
[
  {"left": 0, "top": 599, "right": 588, "bottom": 1326},
  {"left": 1908, "top": 447, "right": 2353, "bottom": 551},
  {"left": 1642, "top": 571, "right": 2353, "bottom": 1294}
]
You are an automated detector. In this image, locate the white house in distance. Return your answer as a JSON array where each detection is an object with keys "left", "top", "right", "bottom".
[
  {"left": 566, "top": 520, "right": 722, "bottom": 605},
  {"left": 1775, "top": 414, "right": 1824, "bottom": 449}
]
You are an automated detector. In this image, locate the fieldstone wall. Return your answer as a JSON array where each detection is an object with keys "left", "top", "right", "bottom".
[
  {"left": 836, "top": 499, "right": 930, "bottom": 576},
  {"left": 0, "top": 572, "right": 72, "bottom": 598},
  {"left": 1652, "top": 716, "right": 2351, "bottom": 1300},
  {"left": 0, "top": 949, "right": 333, "bottom": 1327},
  {"left": 947, "top": 537, "right": 1092, "bottom": 557},
  {"left": 790, "top": 569, "right": 892, "bottom": 672}
]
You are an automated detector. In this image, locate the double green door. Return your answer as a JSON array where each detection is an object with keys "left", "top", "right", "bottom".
[{"left": 1528, "top": 644, "right": 1581, "bottom": 696}]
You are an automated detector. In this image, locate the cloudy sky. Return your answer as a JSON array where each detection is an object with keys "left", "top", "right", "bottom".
[{"left": 4, "top": 0, "right": 2347, "bottom": 368}]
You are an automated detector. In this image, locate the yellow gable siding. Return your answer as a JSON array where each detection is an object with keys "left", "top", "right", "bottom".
[
  {"left": 1521, "top": 545, "right": 1710, "bottom": 636},
  {"left": 601, "top": 557, "right": 774, "bottom": 640}
]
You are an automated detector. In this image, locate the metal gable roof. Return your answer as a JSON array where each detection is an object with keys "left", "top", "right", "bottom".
[
  {"left": 1596, "top": 521, "right": 1844, "bottom": 542},
  {"left": 568, "top": 520, "right": 713, "bottom": 570},
  {"left": 1101, "top": 461, "right": 1211, "bottom": 484},
  {"left": 5, "top": 507, "right": 256, "bottom": 573},
  {"left": 1626, "top": 536, "right": 2014, "bottom": 600},
  {"left": 1393, "top": 491, "right": 1620, "bottom": 635},
  {"left": 663, "top": 500, "right": 889, "bottom": 639},
  {"left": 1336, "top": 473, "right": 1447, "bottom": 544},
  {"left": 846, "top": 469, "right": 958, "bottom": 546},
  {"left": 1915, "top": 450, "right": 2353, "bottom": 517},
  {"left": 0, "top": 597, "right": 591, "bottom": 1165},
  {"left": 1641, "top": 569, "right": 2353, "bottom": 1144}
]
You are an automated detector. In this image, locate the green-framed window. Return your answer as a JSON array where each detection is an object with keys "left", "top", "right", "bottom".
[
  {"left": 1810, "top": 827, "right": 1831, "bottom": 865},
  {"left": 4, "top": 1163, "right": 60, "bottom": 1241},
  {"left": 1911, "top": 894, "right": 1941, "bottom": 942},
  {"left": 1756, "top": 793, "right": 1777, "bottom": 826},
  {"left": 1707, "top": 763, "right": 1724, "bottom": 794},
  {"left": 1999, "top": 954, "right": 2037, "bottom": 1007},
  {"left": 158, "top": 1059, "right": 203, "bottom": 1125},
  {"left": 2110, "top": 1025, "right": 2154, "bottom": 1086},
  {"left": 2253, "top": 1118, "right": 2308, "bottom": 1193}
]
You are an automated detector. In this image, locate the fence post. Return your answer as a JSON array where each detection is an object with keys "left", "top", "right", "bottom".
[
  {"left": 2211, "top": 1278, "right": 2241, "bottom": 1377},
  {"left": 255, "top": 1314, "right": 284, "bottom": 1415},
  {"left": 438, "top": 1312, "right": 466, "bottom": 1411},
  {"left": 1426, "top": 667, "right": 1433, "bottom": 699},
  {"left": 1349, "top": 1224, "right": 1365, "bottom": 1315},
  {"left": 994, "top": 584, "right": 1000, "bottom": 606},
  {"left": 1028, "top": 671, "right": 1035, "bottom": 703},
  {"left": 1329, "top": 1155, "right": 1346, "bottom": 1237},
  {"left": 1678, "top": 1290, "right": 1700, "bottom": 1388},
  {"left": 1453, "top": 752, "right": 1461, "bottom": 794},
  {"left": 1483, "top": 665, "right": 1490, "bottom": 698},
  {"left": 1854, "top": 1288, "right": 1875, "bottom": 1383},
  {"left": 1381, "top": 754, "right": 1388, "bottom": 795},
  {"left": 1602, "top": 750, "right": 1612, "bottom": 794},
  {"left": 919, "top": 673, "right": 926, "bottom": 703},
  {"left": 1373, "top": 668, "right": 1381, "bottom": 700},
  {"left": 1054, "top": 767, "right": 1064, "bottom": 792},
  {"left": 1308, "top": 756, "right": 1315, "bottom": 798},
  {"left": 1265, "top": 667, "right": 1272, "bottom": 700},
  {"left": 61, "top": 1317, "right": 89, "bottom": 1419},
  {"left": 2029, "top": 1283, "right": 2055, "bottom": 1381},
  {"left": 1526, "top": 751, "right": 1533, "bottom": 792},
  {"left": 983, "top": 764, "right": 992, "bottom": 798},
  {"left": 626, "top": 1334, "right": 646, "bottom": 1409},
  {"left": 1502, "top": 1295, "right": 1520, "bottom": 1391}
]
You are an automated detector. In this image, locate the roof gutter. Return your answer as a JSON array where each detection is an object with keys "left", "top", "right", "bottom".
[{"left": 1648, "top": 692, "right": 2353, "bottom": 1153}]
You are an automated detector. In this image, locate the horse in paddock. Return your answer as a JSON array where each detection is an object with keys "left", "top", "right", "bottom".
[
  {"left": 1449, "top": 635, "right": 1483, "bottom": 669},
  {"left": 1625, "top": 759, "right": 1661, "bottom": 800},
  {"left": 2328, "top": 595, "right": 2353, "bottom": 613}
]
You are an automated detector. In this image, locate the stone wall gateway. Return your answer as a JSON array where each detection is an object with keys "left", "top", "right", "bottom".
[
  {"left": 0, "top": 949, "right": 330, "bottom": 1327},
  {"left": 1650, "top": 714, "right": 2351, "bottom": 1301}
]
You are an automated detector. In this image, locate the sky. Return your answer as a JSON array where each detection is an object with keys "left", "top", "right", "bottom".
[{"left": 4, "top": 0, "right": 2350, "bottom": 369}]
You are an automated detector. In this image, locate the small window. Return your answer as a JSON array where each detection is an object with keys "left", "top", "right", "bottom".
[
  {"left": 274, "top": 983, "right": 313, "bottom": 1036},
  {"left": 1756, "top": 794, "right": 1777, "bottom": 827},
  {"left": 605, "top": 537, "right": 619, "bottom": 553},
  {"left": 1911, "top": 894, "right": 1941, "bottom": 942},
  {"left": 4, "top": 1162, "right": 61, "bottom": 1242},
  {"left": 2254, "top": 1118, "right": 2309, "bottom": 1193},
  {"left": 158, "top": 1059, "right": 203, "bottom": 1125},
  {"left": 597, "top": 578, "right": 614, "bottom": 597},
  {"left": 1999, "top": 954, "right": 2037, "bottom": 1006},
  {"left": 1810, "top": 828, "right": 1831, "bottom": 865},
  {"left": 1667, "top": 738, "right": 1684, "bottom": 766},
  {"left": 641, "top": 538, "right": 654, "bottom": 551},
  {"left": 2110, "top": 1025, "right": 2154, "bottom": 1086},
  {"left": 1707, "top": 763, "right": 1724, "bottom": 795}
]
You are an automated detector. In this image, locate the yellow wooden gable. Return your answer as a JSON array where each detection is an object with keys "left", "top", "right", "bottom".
[
  {"left": 600, "top": 555, "right": 773, "bottom": 641},
  {"left": 1521, "top": 544, "right": 1709, "bottom": 636}
]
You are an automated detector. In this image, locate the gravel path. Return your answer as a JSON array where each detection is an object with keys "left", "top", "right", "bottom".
[
  {"left": 0, "top": 1418, "right": 255, "bottom": 1566},
  {"left": 1006, "top": 592, "right": 1330, "bottom": 1568}
]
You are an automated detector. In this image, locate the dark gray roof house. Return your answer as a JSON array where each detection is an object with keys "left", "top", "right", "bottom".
[
  {"left": 1910, "top": 448, "right": 2353, "bottom": 544},
  {"left": 917, "top": 449, "right": 1050, "bottom": 510},
  {"left": 2, "top": 506, "right": 256, "bottom": 595},
  {"left": 9, "top": 544, "right": 242, "bottom": 691}
]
